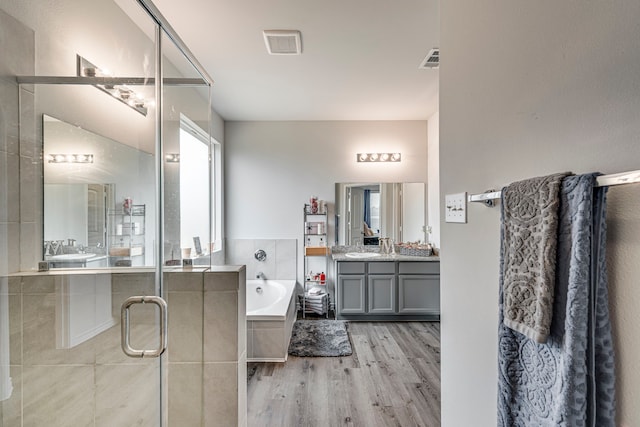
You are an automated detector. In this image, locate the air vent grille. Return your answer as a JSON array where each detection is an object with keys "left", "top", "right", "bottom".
[
  {"left": 419, "top": 48, "right": 440, "bottom": 69},
  {"left": 263, "top": 30, "right": 302, "bottom": 55}
]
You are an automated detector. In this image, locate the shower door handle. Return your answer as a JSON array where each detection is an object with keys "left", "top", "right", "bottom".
[{"left": 121, "top": 295, "right": 168, "bottom": 358}]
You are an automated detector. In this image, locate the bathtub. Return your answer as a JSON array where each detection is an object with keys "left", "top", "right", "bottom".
[{"left": 246, "top": 279, "right": 297, "bottom": 362}]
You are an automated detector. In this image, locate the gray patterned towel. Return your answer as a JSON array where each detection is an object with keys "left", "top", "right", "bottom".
[
  {"left": 498, "top": 173, "right": 616, "bottom": 426},
  {"left": 501, "top": 172, "right": 570, "bottom": 343}
]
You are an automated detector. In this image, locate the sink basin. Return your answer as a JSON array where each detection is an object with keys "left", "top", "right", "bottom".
[
  {"left": 344, "top": 252, "right": 382, "bottom": 259},
  {"left": 49, "top": 253, "right": 96, "bottom": 261}
]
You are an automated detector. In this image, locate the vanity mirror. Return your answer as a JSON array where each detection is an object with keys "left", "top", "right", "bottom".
[
  {"left": 43, "top": 115, "right": 155, "bottom": 268},
  {"left": 334, "top": 182, "right": 426, "bottom": 246}
]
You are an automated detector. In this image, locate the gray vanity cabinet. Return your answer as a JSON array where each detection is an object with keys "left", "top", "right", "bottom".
[
  {"left": 367, "top": 262, "right": 396, "bottom": 314},
  {"left": 337, "top": 262, "right": 366, "bottom": 314},
  {"left": 398, "top": 276, "right": 439, "bottom": 314},
  {"left": 339, "top": 275, "right": 366, "bottom": 313},
  {"left": 336, "top": 259, "right": 439, "bottom": 320},
  {"left": 398, "top": 262, "right": 440, "bottom": 315}
]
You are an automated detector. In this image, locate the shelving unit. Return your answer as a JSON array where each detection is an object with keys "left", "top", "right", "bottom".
[
  {"left": 108, "top": 204, "right": 145, "bottom": 267},
  {"left": 302, "top": 204, "right": 330, "bottom": 318}
]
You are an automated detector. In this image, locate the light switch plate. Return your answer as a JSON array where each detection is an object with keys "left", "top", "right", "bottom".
[{"left": 445, "top": 192, "right": 467, "bottom": 223}]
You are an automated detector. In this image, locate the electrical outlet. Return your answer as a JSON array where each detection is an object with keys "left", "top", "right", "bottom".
[{"left": 445, "top": 192, "right": 467, "bottom": 223}]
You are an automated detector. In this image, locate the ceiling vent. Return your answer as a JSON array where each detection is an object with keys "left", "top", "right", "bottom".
[
  {"left": 263, "top": 30, "right": 302, "bottom": 55},
  {"left": 419, "top": 48, "right": 440, "bottom": 69}
]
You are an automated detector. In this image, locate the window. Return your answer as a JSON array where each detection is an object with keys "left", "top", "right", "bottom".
[{"left": 179, "top": 115, "right": 221, "bottom": 256}]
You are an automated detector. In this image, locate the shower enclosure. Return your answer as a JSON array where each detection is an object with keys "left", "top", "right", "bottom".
[{"left": 0, "top": 0, "right": 231, "bottom": 425}]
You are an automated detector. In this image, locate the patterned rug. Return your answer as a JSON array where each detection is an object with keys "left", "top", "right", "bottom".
[{"left": 288, "top": 319, "right": 352, "bottom": 357}]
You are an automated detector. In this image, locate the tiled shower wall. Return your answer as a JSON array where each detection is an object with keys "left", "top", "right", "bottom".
[
  {"left": 226, "top": 239, "right": 296, "bottom": 280},
  {"left": 1, "top": 268, "right": 247, "bottom": 426},
  {"left": 0, "top": 8, "right": 40, "bottom": 275}
]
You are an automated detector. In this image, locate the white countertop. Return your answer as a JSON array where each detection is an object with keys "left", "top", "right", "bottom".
[{"left": 331, "top": 253, "right": 439, "bottom": 262}]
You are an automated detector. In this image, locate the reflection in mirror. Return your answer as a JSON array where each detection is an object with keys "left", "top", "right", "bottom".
[
  {"left": 335, "top": 182, "right": 426, "bottom": 246},
  {"left": 43, "top": 115, "right": 155, "bottom": 268}
]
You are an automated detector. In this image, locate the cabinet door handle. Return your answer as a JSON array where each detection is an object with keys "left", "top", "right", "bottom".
[{"left": 120, "top": 295, "right": 168, "bottom": 358}]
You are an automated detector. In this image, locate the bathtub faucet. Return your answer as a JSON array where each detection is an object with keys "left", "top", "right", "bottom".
[{"left": 256, "top": 272, "right": 267, "bottom": 280}]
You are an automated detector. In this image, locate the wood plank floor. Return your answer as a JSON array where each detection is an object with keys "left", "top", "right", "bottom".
[{"left": 247, "top": 321, "right": 441, "bottom": 427}]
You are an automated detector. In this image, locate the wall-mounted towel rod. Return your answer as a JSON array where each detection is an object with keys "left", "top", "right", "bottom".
[{"left": 468, "top": 169, "right": 640, "bottom": 204}]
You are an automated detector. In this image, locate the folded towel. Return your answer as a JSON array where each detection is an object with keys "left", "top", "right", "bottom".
[
  {"left": 302, "top": 293, "right": 327, "bottom": 301},
  {"left": 300, "top": 298, "right": 328, "bottom": 307},
  {"left": 299, "top": 293, "right": 329, "bottom": 314},
  {"left": 304, "top": 304, "right": 328, "bottom": 311},
  {"left": 303, "top": 306, "right": 327, "bottom": 315},
  {"left": 498, "top": 173, "right": 616, "bottom": 426},
  {"left": 501, "top": 172, "right": 570, "bottom": 343}
]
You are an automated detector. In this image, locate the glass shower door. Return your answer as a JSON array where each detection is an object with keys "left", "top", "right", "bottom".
[
  {"left": 1, "top": 0, "right": 216, "bottom": 424},
  {"left": 0, "top": 0, "right": 178, "bottom": 425},
  {"left": 160, "top": 25, "right": 214, "bottom": 426},
  {"left": 4, "top": 272, "right": 164, "bottom": 426}
]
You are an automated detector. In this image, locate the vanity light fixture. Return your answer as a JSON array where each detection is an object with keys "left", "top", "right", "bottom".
[
  {"left": 357, "top": 153, "right": 401, "bottom": 163},
  {"left": 47, "top": 154, "right": 94, "bottom": 164},
  {"left": 77, "top": 54, "right": 149, "bottom": 116},
  {"left": 165, "top": 153, "right": 180, "bottom": 163}
]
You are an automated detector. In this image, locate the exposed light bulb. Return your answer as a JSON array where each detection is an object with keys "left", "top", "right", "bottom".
[
  {"left": 357, "top": 152, "right": 402, "bottom": 163},
  {"left": 165, "top": 153, "right": 180, "bottom": 163},
  {"left": 77, "top": 54, "right": 148, "bottom": 116}
]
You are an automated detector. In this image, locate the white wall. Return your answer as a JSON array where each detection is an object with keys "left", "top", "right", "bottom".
[
  {"left": 225, "top": 120, "right": 427, "bottom": 282},
  {"left": 440, "top": 1, "right": 640, "bottom": 426},
  {"left": 427, "top": 111, "right": 439, "bottom": 249}
]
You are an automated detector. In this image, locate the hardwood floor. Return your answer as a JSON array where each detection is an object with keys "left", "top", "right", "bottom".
[{"left": 247, "top": 321, "right": 441, "bottom": 427}]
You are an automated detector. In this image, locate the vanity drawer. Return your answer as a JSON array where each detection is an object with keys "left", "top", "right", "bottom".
[
  {"left": 368, "top": 262, "right": 396, "bottom": 274},
  {"left": 398, "top": 262, "right": 440, "bottom": 275},
  {"left": 338, "top": 262, "right": 365, "bottom": 274}
]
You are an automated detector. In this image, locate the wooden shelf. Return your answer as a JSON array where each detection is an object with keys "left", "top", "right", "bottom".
[
  {"left": 305, "top": 246, "right": 329, "bottom": 256},
  {"left": 109, "top": 245, "right": 144, "bottom": 257}
]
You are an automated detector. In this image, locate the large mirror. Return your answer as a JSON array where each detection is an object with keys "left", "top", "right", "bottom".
[
  {"left": 335, "top": 182, "right": 426, "bottom": 246},
  {"left": 43, "top": 115, "right": 155, "bottom": 268}
]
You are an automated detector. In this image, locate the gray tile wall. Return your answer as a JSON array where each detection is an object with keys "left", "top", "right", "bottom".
[
  {"left": 0, "top": 9, "right": 37, "bottom": 275},
  {"left": 226, "top": 238, "right": 297, "bottom": 280},
  {"left": 3, "top": 269, "right": 247, "bottom": 427},
  {"left": 0, "top": 11, "right": 36, "bottom": 421}
]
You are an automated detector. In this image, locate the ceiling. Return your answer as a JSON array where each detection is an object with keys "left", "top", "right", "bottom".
[{"left": 152, "top": 0, "right": 440, "bottom": 121}]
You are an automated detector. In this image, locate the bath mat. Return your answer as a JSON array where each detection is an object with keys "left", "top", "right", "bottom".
[{"left": 288, "top": 319, "right": 352, "bottom": 357}]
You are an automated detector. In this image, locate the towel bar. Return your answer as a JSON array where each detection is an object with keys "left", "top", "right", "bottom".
[{"left": 468, "top": 169, "right": 640, "bottom": 205}]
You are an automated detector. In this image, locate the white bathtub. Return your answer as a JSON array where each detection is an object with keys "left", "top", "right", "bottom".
[
  {"left": 246, "top": 279, "right": 297, "bottom": 362},
  {"left": 246, "top": 279, "right": 296, "bottom": 321}
]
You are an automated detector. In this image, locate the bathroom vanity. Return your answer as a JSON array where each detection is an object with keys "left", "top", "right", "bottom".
[{"left": 332, "top": 252, "right": 440, "bottom": 321}]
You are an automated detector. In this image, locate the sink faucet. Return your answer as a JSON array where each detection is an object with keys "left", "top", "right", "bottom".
[
  {"left": 256, "top": 272, "right": 267, "bottom": 280},
  {"left": 49, "top": 240, "right": 63, "bottom": 256},
  {"left": 44, "top": 241, "right": 52, "bottom": 257}
]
